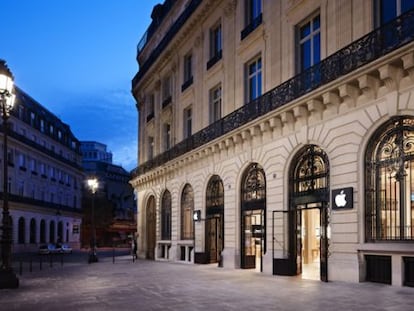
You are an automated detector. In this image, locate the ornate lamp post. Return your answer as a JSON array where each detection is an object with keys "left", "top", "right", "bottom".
[
  {"left": 0, "top": 59, "right": 19, "bottom": 289},
  {"left": 87, "top": 177, "right": 98, "bottom": 263}
]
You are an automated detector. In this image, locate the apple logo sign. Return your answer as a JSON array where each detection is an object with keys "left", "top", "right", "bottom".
[
  {"left": 332, "top": 187, "right": 353, "bottom": 210},
  {"left": 335, "top": 190, "right": 347, "bottom": 207}
]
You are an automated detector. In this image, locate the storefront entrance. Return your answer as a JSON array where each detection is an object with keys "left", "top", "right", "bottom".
[
  {"left": 240, "top": 163, "right": 266, "bottom": 271},
  {"left": 272, "top": 145, "right": 329, "bottom": 281},
  {"left": 206, "top": 216, "right": 223, "bottom": 263},
  {"left": 205, "top": 175, "right": 224, "bottom": 264},
  {"left": 242, "top": 209, "right": 264, "bottom": 271},
  {"left": 295, "top": 203, "right": 325, "bottom": 280},
  {"left": 146, "top": 196, "right": 156, "bottom": 260}
]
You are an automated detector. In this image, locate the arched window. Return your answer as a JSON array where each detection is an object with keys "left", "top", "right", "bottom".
[
  {"left": 365, "top": 116, "right": 414, "bottom": 241},
  {"left": 18, "top": 217, "right": 25, "bottom": 244},
  {"left": 181, "top": 184, "right": 194, "bottom": 240},
  {"left": 206, "top": 175, "right": 224, "bottom": 210},
  {"left": 58, "top": 221, "right": 63, "bottom": 243},
  {"left": 161, "top": 190, "right": 172, "bottom": 240},
  {"left": 40, "top": 219, "right": 46, "bottom": 243},
  {"left": 49, "top": 220, "right": 55, "bottom": 243},
  {"left": 66, "top": 222, "right": 70, "bottom": 242},
  {"left": 291, "top": 144, "right": 329, "bottom": 196},
  {"left": 30, "top": 218, "right": 36, "bottom": 244},
  {"left": 242, "top": 163, "right": 266, "bottom": 203}
]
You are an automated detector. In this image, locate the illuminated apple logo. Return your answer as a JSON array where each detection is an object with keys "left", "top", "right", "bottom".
[{"left": 335, "top": 190, "right": 347, "bottom": 207}]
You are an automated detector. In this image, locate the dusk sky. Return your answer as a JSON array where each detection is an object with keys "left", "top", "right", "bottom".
[{"left": 0, "top": 0, "right": 160, "bottom": 170}]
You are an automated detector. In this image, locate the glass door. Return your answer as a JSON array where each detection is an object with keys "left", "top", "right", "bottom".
[
  {"left": 242, "top": 209, "right": 264, "bottom": 270},
  {"left": 206, "top": 216, "right": 223, "bottom": 263}
]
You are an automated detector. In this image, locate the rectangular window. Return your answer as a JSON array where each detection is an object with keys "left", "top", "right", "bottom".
[
  {"left": 297, "top": 13, "right": 321, "bottom": 89},
  {"left": 298, "top": 14, "right": 320, "bottom": 72},
  {"left": 40, "top": 119, "right": 45, "bottom": 132},
  {"left": 40, "top": 162, "right": 46, "bottom": 176},
  {"left": 18, "top": 105, "right": 24, "bottom": 120},
  {"left": 182, "top": 53, "right": 193, "bottom": 91},
  {"left": 209, "top": 84, "right": 222, "bottom": 123},
  {"left": 162, "top": 75, "right": 172, "bottom": 107},
  {"left": 241, "top": 0, "right": 262, "bottom": 39},
  {"left": 7, "top": 149, "right": 14, "bottom": 165},
  {"left": 375, "top": 0, "right": 414, "bottom": 25},
  {"left": 207, "top": 23, "right": 222, "bottom": 69},
  {"left": 18, "top": 181, "right": 24, "bottom": 196},
  {"left": 148, "top": 136, "right": 154, "bottom": 160},
  {"left": 183, "top": 107, "right": 192, "bottom": 139},
  {"left": 30, "top": 112, "right": 35, "bottom": 126},
  {"left": 246, "top": 0, "right": 262, "bottom": 24},
  {"left": 30, "top": 158, "right": 37, "bottom": 173},
  {"left": 163, "top": 123, "right": 171, "bottom": 151},
  {"left": 246, "top": 56, "right": 262, "bottom": 103},
  {"left": 18, "top": 153, "right": 26, "bottom": 168},
  {"left": 147, "top": 94, "right": 155, "bottom": 122}
]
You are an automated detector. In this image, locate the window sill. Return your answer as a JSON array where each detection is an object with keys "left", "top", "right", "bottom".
[
  {"left": 241, "top": 13, "right": 263, "bottom": 40},
  {"left": 181, "top": 76, "right": 193, "bottom": 92}
]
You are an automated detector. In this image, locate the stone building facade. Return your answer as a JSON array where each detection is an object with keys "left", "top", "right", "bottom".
[
  {"left": 1, "top": 87, "right": 84, "bottom": 251},
  {"left": 131, "top": 0, "right": 414, "bottom": 286}
]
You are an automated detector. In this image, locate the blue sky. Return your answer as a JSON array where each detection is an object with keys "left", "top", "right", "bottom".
[{"left": 0, "top": 0, "right": 160, "bottom": 170}]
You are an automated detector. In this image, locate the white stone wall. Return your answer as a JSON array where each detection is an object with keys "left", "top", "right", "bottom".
[{"left": 132, "top": 0, "right": 414, "bottom": 286}]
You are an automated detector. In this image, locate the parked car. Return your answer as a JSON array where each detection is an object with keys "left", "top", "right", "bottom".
[
  {"left": 60, "top": 244, "right": 73, "bottom": 254},
  {"left": 38, "top": 243, "right": 57, "bottom": 255}
]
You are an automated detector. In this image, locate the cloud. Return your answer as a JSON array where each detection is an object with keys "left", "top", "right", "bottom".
[{"left": 50, "top": 88, "right": 138, "bottom": 171}]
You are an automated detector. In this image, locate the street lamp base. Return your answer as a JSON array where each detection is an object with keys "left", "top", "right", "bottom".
[
  {"left": 88, "top": 253, "right": 99, "bottom": 263},
  {"left": 0, "top": 268, "right": 19, "bottom": 289}
]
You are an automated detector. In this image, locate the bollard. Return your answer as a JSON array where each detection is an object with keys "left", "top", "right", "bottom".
[
  {"left": 50, "top": 254, "right": 53, "bottom": 268},
  {"left": 113, "top": 247, "right": 115, "bottom": 264},
  {"left": 30, "top": 257, "right": 33, "bottom": 273},
  {"left": 40, "top": 256, "right": 42, "bottom": 270},
  {"left": 19, "top": 260, "right": 23, "bottom": 276},
  {"left": 61, "top": 253, "right": 64, "bottom": 266}
]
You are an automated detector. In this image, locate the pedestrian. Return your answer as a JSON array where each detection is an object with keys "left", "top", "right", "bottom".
[{"left": 131, "top": 237, "right": 137, "bottom": 260}]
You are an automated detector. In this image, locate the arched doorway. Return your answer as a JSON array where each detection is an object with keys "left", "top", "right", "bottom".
[
  {"left": 205, "top": 175, "right": 224, "bottom": 264},
  {"left": 30, "top": 218, "right": 36, "bottom": 244},
  {"left": 18, "top": 217, "right": 25, "bottom": 244},
  {"left": 161, "top": 190, "right": 172, "bottom": 240},
  {"left": 40, "top": 219, "right": 46, "bottom": 243},
  {"left": 146, "top": 196, "right": 156, "bottom": 260},
  {"left": 49, "top": 220, "right": 55, "bottom": 243},
  {"left": 289, "top": 144, "right": 330, "bottom": 281},
  {"left": 240, "top": 163, "right": 266, "bottom": 271},
  {"left": 57, "top": 221, "right": 63, "bottom": 243}
]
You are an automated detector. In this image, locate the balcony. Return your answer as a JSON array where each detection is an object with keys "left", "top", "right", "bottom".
[{"left": 132, "top": 9, "right": 414, "bottom": 179}]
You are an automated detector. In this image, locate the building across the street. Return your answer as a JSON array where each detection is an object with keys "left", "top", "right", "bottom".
[
  {"left": 81, "top": 141, "right": 136, "bottom": 247},
  {"left": 1, "top": 87, "right": 84, "bottom": 252},
  {"left": 130, "top": 0, "right": 414, "bottom": 287}
]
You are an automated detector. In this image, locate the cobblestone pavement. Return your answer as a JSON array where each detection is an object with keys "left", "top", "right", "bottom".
[{"left": 1, "top": 254, "right": 413, "bottom": 311}]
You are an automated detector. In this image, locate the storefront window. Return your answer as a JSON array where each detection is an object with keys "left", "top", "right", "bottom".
[{"left": 365, "top": 116, "right": 414, "bottom": 241}]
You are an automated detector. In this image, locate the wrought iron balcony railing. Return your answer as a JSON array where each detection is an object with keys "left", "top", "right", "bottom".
[{"left": 132, "top": 9, "right": 414, "bottom": 179}]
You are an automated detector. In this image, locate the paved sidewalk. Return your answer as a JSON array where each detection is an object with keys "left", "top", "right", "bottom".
[{"left": 0, "top": 256, "right": 413, "bottom": 310}]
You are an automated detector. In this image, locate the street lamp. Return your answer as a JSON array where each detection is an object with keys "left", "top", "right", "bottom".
[
  {"left": 87, "top": 177, "right": 98, "bottom": 263},
  {"left": 0, "top": 59, "right": 19, "bottom": 289}
]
